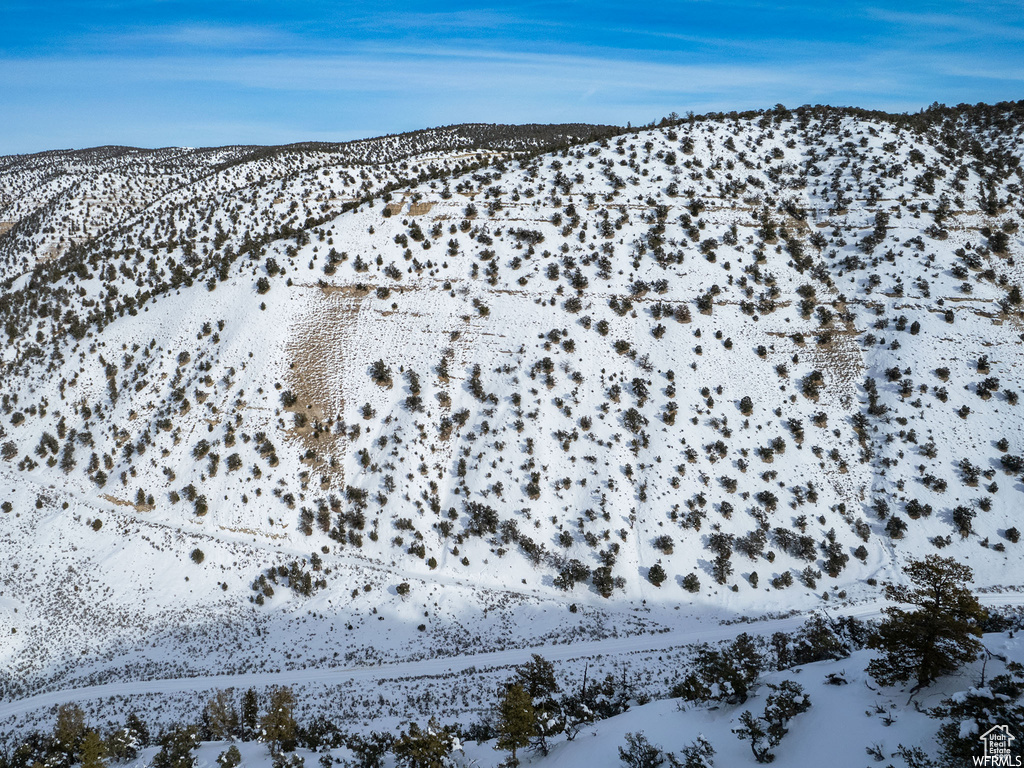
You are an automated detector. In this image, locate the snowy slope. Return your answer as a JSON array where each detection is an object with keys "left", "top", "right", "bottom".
[{"left": 1, "top": 103, "right": 1023, "bottom": 741}]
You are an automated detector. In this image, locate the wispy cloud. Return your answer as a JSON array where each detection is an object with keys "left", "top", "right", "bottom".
[
  {"left": 136, "top": 24, "right": 292, "bottom": 48},
  {"left": 81, "top": 23, "right": 301, "bottom": 52},
  {"left": 0, "top": 48, "right": 898, "bottom": 96},
  {"left": 866, "top": 7, "right": 1024, "bottom": 42},
  {"left": 0, "top": 0, "right": 1022, "bottom": 153},
  {"left": 341, "top": 8, "right": 548, "bottom": 33},
  {"left": 938, "top": 64, "right": 1024, "bottom": 83}
]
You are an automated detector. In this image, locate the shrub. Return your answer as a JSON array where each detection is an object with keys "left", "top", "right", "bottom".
[
  {"left": 152, "top": 727, "right": 198, "bottom": 768},
  {"left": 952, "top": 506, "right": 976, "bottom": 538},
  {"left": 370, "top": 359, "right": 393, "bottom": 387},
  {"left": 618, "top": 732, "right": 666, "bottom": 768},
  {"left": 733, "top": 681, "right": 811, "bottom": 763},
  {"left": 217, "top": 747, "right": 241, "bottom": 768},
  {"left": 190, "top": 548, "right": 205, "bottom": 564},
  {"left": 653, "top": 534, "right": 674, "bottom": 554},
  {"left": 885, "top": 516, "right": 908, "bottom": 539},
  {"left": 1000, "top": 454, "right": 1024, "bottom": 473},
  {"left": 647, "top": 563, "right": 667, "bottom": 587},
  {"left": 800, "top": 566, "right": 820, "bottom": 589},
  {"left": 592, "top": 565, "right": 616, "bottom": 598},
  {"left": 672, "top": 633, "right": 763, "bottom": 705},
  {"left": 623, "top": 407, "right": 647, "bottom": 434},
  {"left": 802, "top": 371, "right": 824, "bottom": 399},
  {"left": 466, "top": 501, "right": 499, "bottom": 536},
  {"left": 772, "top": 572, "right": 794, "bottom": 589},
  {"left": 676, "top": 737, "right": 715, "bottom": 768}
]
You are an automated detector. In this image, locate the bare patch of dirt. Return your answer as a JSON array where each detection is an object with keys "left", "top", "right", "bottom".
[
  {"left": 283, "top": 285, "right": 368, "bottom": 489},
  {"left": 800, "top": 315, "right": 869, "bottom": 501},
  {"left": 218, "top": 524, "right": 287, "bottom": 540},
  {"left": 408, "top": 201, "right": 435, "bottom": 216},
  {"left": 802, "top": 325, "right": 863, "bottom": 412},
  {"left": 101, "top": 494, "right": 154, "bottom": 513}
]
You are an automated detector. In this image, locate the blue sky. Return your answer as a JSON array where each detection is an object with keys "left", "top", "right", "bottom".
[{"left": 1, "top": 1, "right": 1022, "bottom": 154}]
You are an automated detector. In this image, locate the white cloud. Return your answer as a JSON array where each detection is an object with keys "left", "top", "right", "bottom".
[
  {"left": 0, "top": 47, "right": 896, "bottom": 97},
  {"left": 86, "top": 23, "right": 300, "bottom": 51},
  {"left": 1, "top": 17, "right": 1021, "bottom": 152},
  {"left": 865, "top": 7, "right": 1024, "bottom": 42}
]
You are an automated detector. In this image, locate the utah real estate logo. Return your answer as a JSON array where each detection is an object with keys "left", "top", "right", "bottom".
[{"left": 977, "top": 725, "right": 1021, "bottom": 767}]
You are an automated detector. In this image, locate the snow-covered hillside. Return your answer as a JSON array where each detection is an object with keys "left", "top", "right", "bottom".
[{"left": 1, "top": 103, "right": 1023, "bottom": 750}]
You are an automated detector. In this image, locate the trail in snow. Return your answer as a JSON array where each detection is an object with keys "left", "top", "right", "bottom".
[{"left": 4, "top": 595, "right": 1021, "bottom": 721}]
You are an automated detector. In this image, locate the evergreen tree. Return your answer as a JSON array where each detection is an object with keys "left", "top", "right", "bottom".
[
  {"left": 125, "top": 713, "right": 150, "bottom": 747},
  {"left": 346, "top": 732, "right": 394, "bottom": 768},
  {"left": 494, "top": 684, "right": 536, "bottom": 767},
  {"left": 618, "top": 731, "right": 665, "bottom": 768},
  {"left": 79, "top": 730, "right": 106, "bottom": 768},
  {"left": 369, "top": 359, "right": 393, "bottom": 388},
  {"left": 734, "top": 711, "right": 769, "bottom": 763},
  {"left": 53, "top": 703, "right": 86, "bottom": 762},
  {"left": 792, "top": 613, "right": 845, "bottom": 665},
  {"left": 934, "top": 661, "right": 1024, "bottom": 765},
  {"left": 392, "top": 719, "right": 457, "bottom": 768},
  {"left": 515, "top": 654, "right": 559, "bottom": 702},
  {"left": 733, "top": 681, "right": 811, "bottom": 763},
  {"left": 513, "top": 654, "right": 563, "bottom": 754},
  {"left": 729, "top": 633, "right": 764, "bottom": 689},
  {"left": 867, "top": 555, "right": 986, "bottom": 689},
  {"left": 216, "top": 745, "right": 242, "bottom": 768},
  {"left": 106, "top": 725, "right": 140, "bottom": 763},
  {"left": 152, "top": 727, "right": 197, "bottom": 768},
  {"left": 770, "top": 631, "right": 792, "bottom": 670},
  {"left": 676, "top": 736, "right": 716, "bottom": 768},
  {"left": 259, "top": 686, "right": 297, "bottom": 752},
  {"left": 647, "top": 563, "right": 666, "bottom": 587},
  {"left": 671, "top": 633, "right": 762, "bottom": 705},
  {"left": 204, "top": 689, "right": 239, "bottom": 741},
  {"left": 102, "top": 712, "right": 149, "bottom": 763},
  {"left": 241, "top": 688, "right": 260, "bottom": 739}
]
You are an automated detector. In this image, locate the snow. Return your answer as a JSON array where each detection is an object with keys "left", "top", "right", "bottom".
[
  {"left": 91, "top": 632, "right": 1023, "bottom": 767},
  {"left": 1, "top": 109, "right": 1023, "bottom": 759}
]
